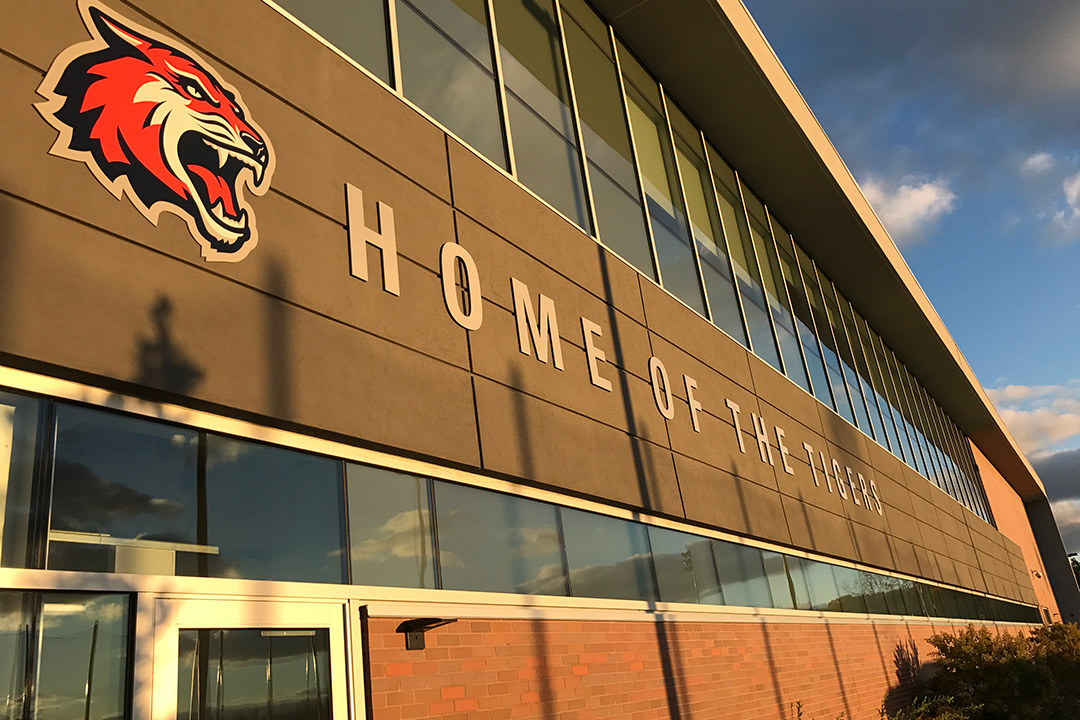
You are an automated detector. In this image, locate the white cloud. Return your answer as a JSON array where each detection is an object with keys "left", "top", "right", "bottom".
[
  {"left": 1046, "top": 170, "right": 1080, "bottom": 242},
  {"left": 860, "top": 175, "right": 957, "bottom": 246},
  {"left": 1020, "top": 151, "right": 1055, "bottom": 176},
  {"left": 988, "top": 380, "right": 1080, "bottom": 454}
]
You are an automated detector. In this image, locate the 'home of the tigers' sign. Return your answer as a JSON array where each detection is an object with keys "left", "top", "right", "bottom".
[{"left": 345, "top": 184, "right": 885, "bottom": 517}]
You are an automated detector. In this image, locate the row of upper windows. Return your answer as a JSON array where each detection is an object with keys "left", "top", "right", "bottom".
[
  {"left": 269, "top": 0, "right": 994, "bottom": 524},
  {"left": 0, "top": 389, "right": 1038, "bottom": 623}
]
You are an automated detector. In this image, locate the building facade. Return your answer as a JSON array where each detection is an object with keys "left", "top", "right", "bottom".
[{"left": 1, "top": 0, "right": 1077, "bottom": 718}]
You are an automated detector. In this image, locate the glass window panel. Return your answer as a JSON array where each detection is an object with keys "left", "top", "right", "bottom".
[
  {"left": 275, "top": 0, "right": 392, "bottom": 84},
  {"left": 615, "top": 39, "right": 661, "bottom": 107},
  {"left": 559, "top": 0, "right": 610, "bottom": 52},
  {"left": 648, "top": 527, "right": 721, "bottom": 605},
  {"left": 561, "top": 508, "right": 656, "bottom": 601},
  {"left": 879, "top": 341, "right": 928, "bottom": 476},
  {"left": 836, "top": 291, "right": 884, "bottom": 443},
  {"left": 774, "top": 234, "right": 832, "bottom": 405},
  {"left": 48, "top": 405, "right": 199, "bottom": 574},
  {"left": 561, "top": 13, "right": 654, "bottom": 277},
  {"left": 398, "top": 0, "right": 509, "bottom": 168},
  {"left": 929, "top": 586, "right": 957, "bottom": 618},
  {"left": 667, "top": 110, "right": 745, "bottom": 342},
  {"left": 798, "top": 250, "right": 855, "bottom": 423},
  {"left": 763, "top": 551, "right": 795, "bottom": 609},
  {"left": 712, "top": 541, "right": 773, "bottom": 608},
  {"left": 832, "top": 565, "right": 868, "bottom": 614},
  {"left": 757, "top": 214, "right": 811, "bottom": 392},
  {"left": 819, "top": 273, "right": 872, "bottom": 433},
  {"left": 879, "top": 576, "right": 908, "bottom": 615},
  {"left": 705, "top": 151, "right": 781, "bottom": 366},
  {"left": 862, "top": 573, "right": 890, "bottom": 615},
  {"left": 784, "top": 555, "right": 813, "bottom": 610},
  {"left": 624, "top": 91, "right": 707, "bottom": 314},
  {"left": 799, "top": 558, "right": 842, "bottom": 611},
  {"left": 37, "top": 593, "right": 130, "bottom": 720},
  {"left": 346, "top": 464, "right": 435, "bottom": 589},
  {"left": 436, "top": 482, "right": 566, "bottom": 595},
  {"left": 0, "top": 391, "right": 41, "bottom": 568},
  {"left": 0, "top": 592, "right": 28, "bottom": 715},
  {"left": 852, "top": 310, "right": 902, "bottom": 456},
  {"left": 183, "top": 436, "right": 347, "bottom": 584},
  {"left": 178, "top": 628, "right": 331, "bottom": 720},
  {"left": 901, "top": 580, "right": 926, "bottom": 616},
  {"left": 868, "top": 329, "right": 917, "bottom": 467},
  {"left": 493, "top": 0, "right": 590, "bottom": 229}
]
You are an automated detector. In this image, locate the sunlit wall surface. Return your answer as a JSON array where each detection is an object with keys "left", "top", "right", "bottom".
[{"left": 270, "top": 0, "right": 994, "bottom": 524}]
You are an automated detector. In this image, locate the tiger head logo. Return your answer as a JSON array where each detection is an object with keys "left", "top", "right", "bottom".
[{"left": 36, "top": 1, "right": 275, "bottom": 262}]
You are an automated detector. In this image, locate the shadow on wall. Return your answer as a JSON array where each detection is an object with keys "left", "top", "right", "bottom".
[
  {"left": 880, "top": 638, "right": 936, "bottom": 716},
  {"left": 134, "top": 296, "right": 204, "bottom": 396}
]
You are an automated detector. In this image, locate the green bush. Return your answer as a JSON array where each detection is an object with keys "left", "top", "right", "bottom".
[
  {"left": 885, "top": 696, "right": 975, "bottom": 720},
  {"left": 927, "top": 626, "right": 1051, "bottom": 720},
  {"left": 883, "top": 624, "right": 1080, "bottom": 720}
]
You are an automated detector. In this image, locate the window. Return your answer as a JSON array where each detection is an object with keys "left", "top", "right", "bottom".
[
  {"left": 183, "top": 435, "right": 347, "bottom": 584},
  {"left": 48, "top": 406, "right": 348, "bottom": 584},
  {"left": 436, "top": 482, "right": 567, "bottom": 595},
  {"left": 713, "top": 540, "right": 773, "bottom": 608},
  {"left": 49, "top": 404, "right": 201, "bottom": 574},
  {"left": 0, "top": 592, "right": 131, "bottom": 720},
  {"left": 560, "top": 1, "right": 654, "bottom": 277},
  {"left": 397, "top": 0, "right": 509, "bottom": 167},
  {"left": 774, "top": 232, "right": 833, "bottom": 406},
  {"left": 275, "top": 0, "right": 393, "bottom": 84},
  {"left": 561, "top": 508, "right": 656, "bottom": 601},
  {"left": 648, "top": 526, "right": 721, "bottom": 604},
  {"left": 755, "top": 211, "right": 811, "bottom": 392},
  {"left": 620, "top": 43, "right": 707, "bottom": 315},
  {"left": 347, "top": 464, "right": 436, "bottom": 589},
  {"left": 667, "top": 104, "right": 746, "bottom": 343},
  {"left": 0, "top": 390, "right": 41, "bottom": 568},
  {"left": 492, "top": 0, "right": 591, "bottom": 229}
]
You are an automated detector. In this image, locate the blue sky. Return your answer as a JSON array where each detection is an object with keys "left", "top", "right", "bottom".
[{"left": 741, "top": 0, "right": 1080, "bottom": 549}]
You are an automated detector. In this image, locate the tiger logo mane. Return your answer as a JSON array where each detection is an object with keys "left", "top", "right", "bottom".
[{"left": 36, "top": 0, "right": 276, "bottom": 262}]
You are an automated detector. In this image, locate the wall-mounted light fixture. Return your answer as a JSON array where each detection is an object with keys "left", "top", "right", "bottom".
[{"left": 396, "top": 617, "right": 457, "bottom": 650}]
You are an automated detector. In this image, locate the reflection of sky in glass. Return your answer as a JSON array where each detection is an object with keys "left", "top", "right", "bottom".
[
  {"left": 347, "top": 464, "right": 435, "bottom": 589},
  {"left": 561, "top": 509, "right": 655, "bottom": 601},
  {"left": 51, "top": 405, "right": 198, "bottom": 543},
  {"left": 436, "top": 482, "right": 566, "bottom": 595},
  {"left": 199, "top": 436, "right": 346, "bottom": 584},
  {"left": 177, "top": 628, "right": 331, "bottom": 719},
  {"left": 36, "top": 594, "right": 129, "bottom": 720},
  {"left": 398, "top": 0, "right": 508, "bottom": 168}
]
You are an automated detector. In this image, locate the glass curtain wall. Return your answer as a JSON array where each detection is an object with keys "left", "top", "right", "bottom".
[
  {"left": 618, "top": 43, "right": 708, "bottom": 315},
  {"left": 397, "top": 0, "right": 510, "bottom": 168},
  {"left": 666, "top": 102, "right": 747, "bottom": 343},
  {"left": 836, "top": 290, "right": 885, "bottom": 443},
  {"left": 773, "top": 227, "right": 832, "bottom": 406},
  {"left": 819, "top": 272, "right": 874, "bottom": 437},
  {"left": 559, "top": 0, "right": 655, "bottom": 277},
  {"left": 266, "top": 0, "right": 996, "bottom": 518},
  {"left": 710, "top": 153, "right": 783, "bottom": 370},
  {"left": 275, "top": 0, "right": 393, "bottom": 84},
  {"left": 752, "top": 209, "right": 811, "bottom": 393},
  {"left": 491, "top": 0, "right": 591, "bottom": 229}
]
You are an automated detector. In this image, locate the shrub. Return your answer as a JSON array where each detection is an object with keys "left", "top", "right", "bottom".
[
  {"left": 927, "top": 626, "right": 1051, "bottom": 720},
  {"left": 885, "top": 696, "right": 975, "bottom": 720}
]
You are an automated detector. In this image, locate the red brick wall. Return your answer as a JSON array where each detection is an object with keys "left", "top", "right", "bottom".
[{"left": 366, "top": 616, "right": 1025, "bottom": 720}]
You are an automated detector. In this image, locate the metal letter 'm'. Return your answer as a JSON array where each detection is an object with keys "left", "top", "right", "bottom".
[{"left": 511, "top": 278, "right": 564, "bottom": 370}]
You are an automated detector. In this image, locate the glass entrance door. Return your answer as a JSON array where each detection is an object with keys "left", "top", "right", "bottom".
[{"left": 150, "top": 599, "right": 351, "bottom": 720}]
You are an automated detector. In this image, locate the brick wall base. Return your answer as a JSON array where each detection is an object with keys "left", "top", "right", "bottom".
[{"left": 366, "top": 615, "right": 1027, "bottom": 720}]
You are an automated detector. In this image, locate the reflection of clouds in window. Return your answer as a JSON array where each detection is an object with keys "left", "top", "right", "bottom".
[
  {"left": 507, "top": 525, "right": 559, "bottom": 558},
  {"left": 205, "top": 435, "right": 252, "bottom": 468},
  {"left": 351, "top": 509, "right": 432, "bottom": 563}
]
